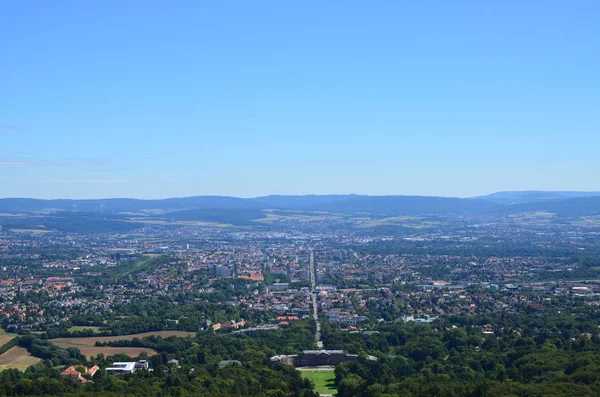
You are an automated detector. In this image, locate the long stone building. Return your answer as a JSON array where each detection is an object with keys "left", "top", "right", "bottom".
[{"left": 270, "top": 349, "right": 375, "bottom": 368}]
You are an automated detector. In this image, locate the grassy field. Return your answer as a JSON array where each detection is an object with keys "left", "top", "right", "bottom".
[
  {"left": 509, "top": 211, "right": 555, "bottom": 224},
  {"left": 110, "top": 255, "right": 169, "bottom": 279},
  {"left": 51, "top": 330, "right": 196, "bottom": 359},
  {"left": 356, "top": 216, "right": 440, "bottom": 229},
  {"left": 67, "top": 326, "right": 102, "bottom": 333},
  {"left": 0, "top": 329, "right": 18, "bottom": 338},
  {"left": 300, "top": 370, "right": 337, "bottom": 395},
  {"left": 0, "top": 329, "right": 18, "bottom": 348},
  {"left": 0, "top": 346, "right": 41, "bottom": 371},
  {"left": 571, "top": 216, "right": 600, "bottom": 226},
  {"left": 253, "top": 212, "right": 344, "bottom": 224},
  {"left": 9, "top": 229, "right": 52, "bottom": 233}
]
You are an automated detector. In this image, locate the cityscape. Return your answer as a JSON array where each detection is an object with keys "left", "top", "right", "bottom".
[
  {"left": 2, "top": 1, "right": 599, "bottom": 396},
  {"left": 0, "top": 193, "right": 599, "bottom": 396}
]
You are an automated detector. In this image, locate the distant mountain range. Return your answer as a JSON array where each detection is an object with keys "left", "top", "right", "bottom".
[
  {"left": 0, "top": 191, "right": 599, "bottom": 218},
  {"left": 474, "top": 191, "right": 600, "bottom": 205}
]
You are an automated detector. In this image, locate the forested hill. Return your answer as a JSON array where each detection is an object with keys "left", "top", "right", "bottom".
[
  {"left": 475, "top": 191, "right": 600, "bottom": 205},
  {"left": 1, "top": 192, "right": 600, "bottom": 217}
]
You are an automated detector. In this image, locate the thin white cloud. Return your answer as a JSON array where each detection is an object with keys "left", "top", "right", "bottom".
[
  {"left": 0, "top": 159, "right": 115, "bottom": 168},
  {"left": 20, "top": 178, "right": 177, "bottom": 184}
]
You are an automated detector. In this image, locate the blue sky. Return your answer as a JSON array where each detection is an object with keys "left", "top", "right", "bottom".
[{"left": 1, "top": 1, "right": 599, "bottom": 199}]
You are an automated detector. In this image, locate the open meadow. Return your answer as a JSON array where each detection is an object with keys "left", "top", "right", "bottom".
[
  {"left": 0, "top": 347, "right": 41, "bottom": 371},
  {"left": 50, "top": 330, "right": 196, "bottom": 359},
  {"left": 0, "top": 329, "right": 18, "bottom": 348},
  {"left": 67, "top": 326, "right": 102, "bottom": 333},
  {"left": 299, "top": 369, "right": 337, "bottom": 396}
]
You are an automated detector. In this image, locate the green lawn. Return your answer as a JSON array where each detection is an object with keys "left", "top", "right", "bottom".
[
  {"left": 67, "top": 326, "right": 102, "bottom": 333},
  {"left": 300, "top": 370, "right": 337, "bottom": 395},
  {"left": 0, "top": 329, "right": 18, "bottom": 340}
]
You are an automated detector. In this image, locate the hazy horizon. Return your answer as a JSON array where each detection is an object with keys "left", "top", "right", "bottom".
[{"left": 3, "top": 190, "right": 600, "bottom": 202}]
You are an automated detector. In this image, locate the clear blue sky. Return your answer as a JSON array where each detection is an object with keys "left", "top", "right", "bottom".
[{"left": 1, "top": 1, "right": 599, "bottom": 199}]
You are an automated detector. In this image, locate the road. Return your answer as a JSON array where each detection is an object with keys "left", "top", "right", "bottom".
[{"left": 309, "top": 250, "right": 323, "bottom": 348}]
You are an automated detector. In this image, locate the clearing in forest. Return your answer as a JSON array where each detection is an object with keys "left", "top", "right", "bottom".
[
  {"left": 50, "top": 330, "right": 196, "bottom": 359},
  {"left": 0, "top": 346, "right": 41, "bottom": 371}
]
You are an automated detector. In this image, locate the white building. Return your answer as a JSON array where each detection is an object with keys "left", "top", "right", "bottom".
[{"left": 105, "top": 362, "right": 136, "bottom": 375}]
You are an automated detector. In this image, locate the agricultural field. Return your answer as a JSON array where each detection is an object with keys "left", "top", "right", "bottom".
[
  {"left": 356, "top": 216, "right": 439, "bottom": 228},
  {"left": 508, "top": 211, "right": 556, "bottom": 224},
  {"left": 62, "top": 346, "right": 157, "bottom": 360},
  {"left": 299, "top": 369, "right": 337, "bottom": 396},
  {"left": 253, "top": 210, "right": 345, "bottom": 224},
  {"left": 50, "top": 331, "right": 196, "bottom": 359},
  {"left": 0, "top": 329, "right": 18, "bottom": 348},
  {"left": 0, "top": 346, "right": 41, "bottom": 371}
]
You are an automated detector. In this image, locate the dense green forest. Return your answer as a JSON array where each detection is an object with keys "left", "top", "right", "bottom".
[
  {"left": 0, "top": 321, "right": 318, "bottom": 396},
  {"left": 356, "top": 240, "right": 600, "bottom": 260},
  {"left": 323, "top": 312, "right": 600, "bottom": 397},
  {"left": 5, "top": 310, "right": 600, "bottom": 396}
]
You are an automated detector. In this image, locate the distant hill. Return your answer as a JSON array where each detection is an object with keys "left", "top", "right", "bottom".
[
  {"left": 0, "top": 196, "right": 252, "bottom": 213},
  {"left": 503, "top": 196, "right": 600, "bottom": 217},
  {"left": 0, "top": 212, "right": 138, "bottom": 234},
  {"left": 0, "top": 193, "right": 599, "bottom": 226},
  {"left": 0, "top": 195, "right": 366, "bottom": 214},
  {"left": 475, "top": 191, "right": 600, "bottom": 205},
  {"left": 303, "top": 195, "right": 499, "bottom": 215},
  {"left": 166, "top": 208, "right": 267, "bottom": 225},
  {"left": 0, "top": 195, "right": 498, "bottom": 216}
]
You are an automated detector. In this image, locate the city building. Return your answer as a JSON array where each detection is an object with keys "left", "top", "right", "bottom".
[
  {"left": 270, "top": 350, "right": 371, "bottom": 367},
  {"left": 105, "top": 362, "right": 136, "bottom": 375},
  {"left": 213, "top": 265, "right": 233, "bottom": 277},
  {"left": 61, "top": 365, "right": 99, "bottom": 383}
]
